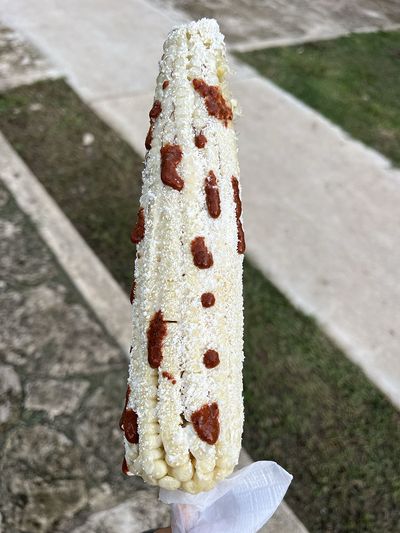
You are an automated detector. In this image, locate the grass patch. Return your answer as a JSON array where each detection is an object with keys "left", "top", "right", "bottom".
[
  {"left": 1, "top": 79, "right": 400, "bottom": 531},
  {"left": 0, "top": 78, "right": 143, "bottom": 288},
  {"left": 236, "top": 30, "right": 400, "bottom": 166},
  {"left": 243, "top": 261, "right": 400, "bottom": 530}
]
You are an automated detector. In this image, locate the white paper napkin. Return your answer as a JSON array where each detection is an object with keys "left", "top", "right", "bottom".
[{"left": 159, "top": 461, "right": 293, "bottom": 532}]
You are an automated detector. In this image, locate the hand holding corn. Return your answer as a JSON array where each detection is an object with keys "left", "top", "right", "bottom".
[{"left": 120, "top": 18, "right": 245, "bottom": 494}]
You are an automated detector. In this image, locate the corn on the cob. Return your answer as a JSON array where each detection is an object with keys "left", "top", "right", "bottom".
[{"left": 120, "top": 18, "right": 245, "bottom": 494}]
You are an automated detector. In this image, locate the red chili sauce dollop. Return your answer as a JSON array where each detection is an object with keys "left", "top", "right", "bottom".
[
  {"left": 205, "top": 170, "right": 221, "bottom": 218},
  {"left": 147, "top": 310, "right": 167, "bottom": 368},
  {"left": 203, "top": 349, "right": 220, "bottom": 369},
  {"left": 191, "top": 402, "right": 220, "bottom": 444},
  {"left": 162, "top": 371, "right": 176, "bottom": 385},
  {"left": 160, "top": 144, "right": 184, "bottom": 191},
  {"left": 122, "top": 456, "right": 130, "bottom": 475},
  {"left": 119, "top": 386, "right": 139, "bottom": 444},
  {"left": 192, "top": 79, "right": 232, "bottom": 126},
  {"left": 201, "top": 292, "right": 215, "bottom": 308},
  {"left": 130, "top": 207, "right": 145, "bottom": 244}
]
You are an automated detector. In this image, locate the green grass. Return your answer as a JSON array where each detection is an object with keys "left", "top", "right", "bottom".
[
  {"left": 236, "top": 30, "right": 400, "bottom": 166},
  {"left": 1, "top": 79, "right": 399, "bottom": 531},
  {"left": 0, "top": 79, "right": 143, "bottom": 288}
]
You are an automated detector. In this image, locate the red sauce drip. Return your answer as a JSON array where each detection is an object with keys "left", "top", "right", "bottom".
[
  {"left": 203, "top": 349, "right": 220, "bottom": 369},
  {"left": 149, "top": 100, "right": 162, "bottom": 120},
  {"left": 191, "top": 402, "right": 220, "bottom": 444},
  {"left": 237, "top": 220, "right": 246, "bottom": 254},
  {"left": 160, "top": 144, "right": 184, "bottom": 191},
  {"left": 205, "top": 171, "right": 221, "bottom": 218},
  {"left": 195, "top": 132, "right": 207, "bottom": 148},
  {"left": 145, "top": 100, "right": 162, "bottom": 150},
  {"left": 162, "top": 80, "right": 169, "bottom": 90},
  {"left": 201, "top": 292, "right": 215, "bottom": 308},
  {"left": 119, "top": 385, "right": 131, "bottom": 430},
  {"left": 123, "top": 409, "right": 139, "bottom": 443},
  {"left": 192, "top": 79, "right": 233, "bottom": 126},
  {"left": 119, "top": 386, "right": 139, "bottom": 444},
  {"left": 129, "top": 280, "right": 136, "bottom": 304},
  {"left": 130, "top": 207, "right": 145, "bottom": 244},
  {"left": 162, "top": 371, "right": 176, "bottom": 384},
  {"left": 145, "top": 127, "right": 153, "bottom": 151},
  {"left": 231, "top": 176, "right": 246, "bottom": 254},
  {"left": 231, "top": 176, "right": 242, "bottom": 218},
  {"left": 122, "top": 456, "right": 129, "bottom": 475},
  {"left": 147, "top": 310, "right": 167, "bottom": 368},
  {"left": 191, "top": 237, "right": 213, "bottom": 269}
]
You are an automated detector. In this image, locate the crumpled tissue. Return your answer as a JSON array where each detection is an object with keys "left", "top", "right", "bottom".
[{"left": 159, "top": 461, "right": 292, "bottom": 533}]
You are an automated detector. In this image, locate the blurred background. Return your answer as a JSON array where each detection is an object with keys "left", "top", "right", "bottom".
[{"left": 1, "top": 1, "right": 399, "bottom": 532}]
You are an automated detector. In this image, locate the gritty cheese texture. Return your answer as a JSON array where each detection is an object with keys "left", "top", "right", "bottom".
[{"left": 120, "top": 18, "right": 245, "bottom": 494}]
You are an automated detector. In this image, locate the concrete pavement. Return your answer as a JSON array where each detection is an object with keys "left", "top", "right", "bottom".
[{"left": 157, "top": 0, "right": 400, "bottom": 50}]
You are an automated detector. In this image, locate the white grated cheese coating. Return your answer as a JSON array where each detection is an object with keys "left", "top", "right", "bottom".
[{"left": 121, "top": 18, "right": 244, "bottom": 494}]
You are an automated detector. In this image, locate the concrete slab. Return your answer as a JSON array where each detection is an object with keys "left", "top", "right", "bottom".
[
  {"left": 71, "top": 493, "right": 170, "bottom": 533},
  {"left": 154, "top": 0, "right": 400, "bottom": 49},
  {"left": 0, "top": 0, "right": 186, "bottom": 100},
  {"left": 235, "top": 76, "right": 400, "bottom": 409}
]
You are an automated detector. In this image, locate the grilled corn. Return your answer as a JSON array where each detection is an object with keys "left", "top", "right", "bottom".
[{"left": 120, "top": 18, "right": 245, "bottom": 494}]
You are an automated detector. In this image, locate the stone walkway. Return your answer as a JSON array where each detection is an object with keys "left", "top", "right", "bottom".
[{"left": 0, "top": 177, "right": 170, "bottom": 532}]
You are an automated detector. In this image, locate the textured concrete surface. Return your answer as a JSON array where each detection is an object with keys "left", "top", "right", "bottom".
[
  {"left": 0, "top": 0, "right": 187, "bottom": 101},
  {"left": 0, "top": 180, "right": 170, "bottom": 531},
  {"left": 0, "top": 0, "right": 254, "bottom": 101},
  {"left": 156, "top": 0, "right": 400, "bottom": 49},
  {"left": 0, "top": 24, "right": 57, "bottom": 91}
]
